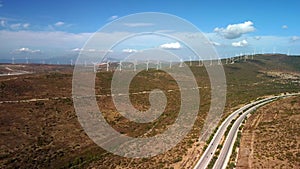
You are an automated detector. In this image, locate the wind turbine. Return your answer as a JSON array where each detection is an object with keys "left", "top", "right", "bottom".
[
  {"left": 92, "top": 62, "right": 98, "bottom": 73},
  {"left": 197, "top": 58, "right": 203, "bottom": 67},
  {"left": 145, "top": 60, "right": 150, "bottom": 71},
  {"left": 239, "top": 53, "right": 243, "bottom": 61},
  {"left": 287, "top": 49, "right": 290, "bottom": 56},
  {"left": 252, "top": 49, "right": 256, "bottom": 60},
  {"left": 244, "top": 54, "right": 248, "bottom": 62},
  {"left": 169, "top": 60, "right": 172, "bottom": 69},
  {"left": 156, "top": 60, "right": 160, "bottom": 70},
  {"left": 118, "top": 61, "right": 123, "bottom": 71},
  {"left": 179, "top": 59, "right": 184, "bottom": 67},
  {"left": 230, "top": 57, "right": 234, "bottom": 64},
  {"left": 12, "top": 57, "right": 15, "bottom": 64},
  {"left": 105, "top": 61, "right": 110, "bottom": 71},
  {"left": 159, "top": 60, "right": 162, "bottom": 69},
  {"left": 25, "top": 57, "right": 29, "bottom": 64},
  {"left": 70, "top": 59, "right": 73, "bottom": 66},
  {"left": 217, "top": 58, "right": 222, "bottom": 65},
  {"left": 132, "top": 60, "right": 137, "bottom": 71},
  {"left": 189, "top": 58, "right": 192, "bottom": 66},
  {"left": 209, "top": 59, "right": 213, "bottom": 66}
]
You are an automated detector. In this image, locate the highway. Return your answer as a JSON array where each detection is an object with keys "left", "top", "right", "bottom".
[
  {"left": 194, "top": 93, "right": 299, "bottom": 169},
  {"left": 212, "top": 99, "right": 274, "bottom": 169},
  {"left": 193, "top": 97, "right": 273, "bottom": 169},
  {"left": 212, "top": 93, "right": 300, "bottom": 169}
]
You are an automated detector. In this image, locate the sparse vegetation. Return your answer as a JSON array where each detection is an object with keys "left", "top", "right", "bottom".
[
  {"left": 0, "top": 55, "right": 299, "bottom": 168},
  {"left": 236, "top": 96, "right": 300, "bottom": 168}
]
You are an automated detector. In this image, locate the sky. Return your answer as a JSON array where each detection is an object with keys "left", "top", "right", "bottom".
[{"left": 0, "top": 0, "right": 299, "bottom": 63}]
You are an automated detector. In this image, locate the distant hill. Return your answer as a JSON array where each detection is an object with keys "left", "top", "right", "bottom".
[{"left": 0, "top": 54, "right": 299, "bottom": 169}]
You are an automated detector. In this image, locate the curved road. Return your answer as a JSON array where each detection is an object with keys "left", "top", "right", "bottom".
[
  {"left": 212, "top": 100, "right": 273, "bottom": 169},
  {"left": 212, "top": 93, "right": 299, "bottom": 169},
  {"left": 194, "top": 93, "right": 299, "bottom": 169}
]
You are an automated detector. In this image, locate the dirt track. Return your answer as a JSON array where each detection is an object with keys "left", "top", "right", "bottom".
[{"left": 236, "top": 96, "right": 300, "bottom": 168}]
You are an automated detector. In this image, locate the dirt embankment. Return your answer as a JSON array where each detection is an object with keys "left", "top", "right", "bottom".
[{"left": 236, "top": 96, "right": 300, "bottom": 168}]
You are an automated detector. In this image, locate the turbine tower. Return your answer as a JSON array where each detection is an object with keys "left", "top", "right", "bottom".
[
  {"left": 217, "top": 58, "right": 222, "bottom": 65},
  {"left": 252, "top": 49, "right": 256, "bottom": 60},
  {"left": 169, "top": 60, "right": 172, "bottom": 69},
  {"left": 230, "top": 57, "right": 234, "bottom": 64},
  {"left": 156, "top": 60, "right": 160, "bottom": 70},
  {"left": 92, "top": 62, "right": 98, "bottom": 73},
  {"left": 179, "top": 59, "right": 184, "bottom": 67},
  {"left": 197, "top": 57, "right": 203, "bottom": 66},
  {"left": 12, "top": 57, "right": 15, "bottom": 64},
  {"left": 244, "top": 54, "right": 248, "bottom": 62},
  {"left": 132, "top": 60, "right": 137, "bottom": 72},
  {"left": 106, "top": 61, "right": 110, "bottom": 71},
  {"left": 118, "top": 61, "right": 123, "bottom": 71},
  {"left": 146, "top": 60, "right": 150, "bottom": 71},
  {"left": 159, "top": 60, "right": 162, "bottom": 69}
]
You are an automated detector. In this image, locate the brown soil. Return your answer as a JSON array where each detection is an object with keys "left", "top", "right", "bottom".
[
  {"left": 0, "top": 54, "right": 300, "bottom": 169},
  {"left": 236, "top": 96, "right": 300, "bottom": 168}
]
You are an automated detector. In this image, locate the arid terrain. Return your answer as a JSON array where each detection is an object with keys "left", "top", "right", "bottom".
[
  {"left": 236, "top": 96, "right": 300, "bottom": 168},
  {"left": 0, "top": 54, "right": 299, "bottom": 168}
]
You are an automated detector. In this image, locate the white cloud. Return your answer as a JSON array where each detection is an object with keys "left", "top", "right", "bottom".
[
  {"left": 13, "top": 47, "right": 41, "bottom": 53},
  {"left": 254, "top": 36, "right": 261, "bottom": 40},
  {"left": 5, "top": 22, "right": 30, "bottom": 30},
  {"left": 291, "top": 36, "right": 300, "bottom": 42},
  {"left": 214, "top": 21, "right": 255, "bottom": 39},
  {"left": 210, "top": 41, "right": 221, "bottom": 46},
  {"left": 1, "top": 29, "right": 299, "bottom": 59},
  {"left": 0, "top": 30, "right": 92, "bottom": 57},
  {"left": 282, "top": 25, "right": 288, "bottom": 29},
  {"left": 122, "top": 48, "right": 138, "bottom": 53},
  {"left": 87, "top": 49, "right": 96, "bottom": 52},
  {"left": 71, "top": 48, "right": 113, "bottom": 53},
  {"left": 71, "top": 48, "right": 83, "bottom": 52},
  {"left": 159, "top": 42, "right": 181, "bottom": 49},
  {"left": 23, "top": 23, "right": 30, "bottom": 29},
  {"left": 0, "top": 17, "right": 30, "bottom": 30},
  {"left": 124, "top": 22, "right": 154, "bottom": 27},
  {"left": 54, "top": 21, "right": 65, "bottom": 27},
  {"left": 108, "top": 15, "right": 118, "bottom": 21},
  {"left": 232, "top": 40, "right": 248, "bottom": 47},
  {"left": 10, "top": 23, "right": 21, "bottom": 29},
  {"left": 0, "top": 20, "right": 6, "bottom": 27}
]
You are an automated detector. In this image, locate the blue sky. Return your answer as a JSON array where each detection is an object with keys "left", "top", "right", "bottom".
[{"left": 0, "top": 0, "right": 299, "bottom": 62}]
